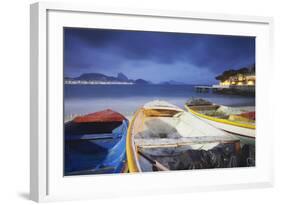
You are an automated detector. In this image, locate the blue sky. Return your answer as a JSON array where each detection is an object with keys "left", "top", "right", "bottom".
[{"left": 64, "top": 27, "right": 255, "bottom": 84}]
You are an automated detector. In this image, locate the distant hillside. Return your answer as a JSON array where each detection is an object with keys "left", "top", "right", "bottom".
[
  {"left": 160, "top": 80, "right": 186, "bottom": 85},
  {"left": 135, "top": 79, "right": 150, "bottom": 84},
  {"left": 75, "top": 73, "right": 117, "bottom": 81},
  {"left": 215, "top": 64, "right": 255, "bottom": 81},
  {"left": 65, "top": 72, "right": 150, "bottom": 84},
  {"left": 117, "top": 72, "right": 129, "bottom": 81}
]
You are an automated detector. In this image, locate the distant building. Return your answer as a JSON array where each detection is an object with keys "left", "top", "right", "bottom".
[
  {"left": 216, "top": 65, "right": 255, "bottom": 87},
  {"left": 195, "top": 65, "right": 255, "bottom": 96}
]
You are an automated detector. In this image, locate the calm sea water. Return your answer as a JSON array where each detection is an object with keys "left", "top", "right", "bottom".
[{"left": 64, "top": 84, "right": 255, "bottom": 117}]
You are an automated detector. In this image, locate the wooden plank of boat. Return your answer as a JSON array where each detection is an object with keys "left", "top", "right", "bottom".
[
  {"left": 66, "top": 133, "right": 122, "bottom": 141},
  {"left": 185, "top": 104, "right": 255, "bottom": 138},
  {"left": 126, "top": 100, "right": 240, "bottom": 173},
  {"left": 138, "top": 150, "right": 170, "bottom": 171},
  {"left": 135, "top": 136, "right": 239, "bottom": 148}
]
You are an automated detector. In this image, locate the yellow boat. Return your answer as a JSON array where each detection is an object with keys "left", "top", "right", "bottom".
[
  {"left": 185, "top": 98, "right": 255, "bottom": 138},
  {"left": 126, "top": 100, "right": 241, "bottom": 173}
]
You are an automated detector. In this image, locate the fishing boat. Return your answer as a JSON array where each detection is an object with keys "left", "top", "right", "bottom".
[
  {"left": 64, "top": 109, "right": 128, "bottom": 175},
  {"left": 126, "top": 100, "right": 242, "bottom": 173},
  {"left": 185, "top": 98, "right": 255, "bottom": 138}
]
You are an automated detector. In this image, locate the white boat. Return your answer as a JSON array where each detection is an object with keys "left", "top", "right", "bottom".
[
  {"left": 185, "top": 98, "right": 255, "bottom": 138},
  {"left": 126, "top": 100, "right": 241, "bottom": 173}
]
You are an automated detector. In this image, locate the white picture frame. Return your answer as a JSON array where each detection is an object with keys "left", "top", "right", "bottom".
[{"left": 30, "top": 2, "right": 274, "bottom": 202}]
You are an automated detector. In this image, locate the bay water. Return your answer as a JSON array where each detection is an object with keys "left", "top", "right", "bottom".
[{"left": 64, "top": 84, "right": 255, "bottom": 118}]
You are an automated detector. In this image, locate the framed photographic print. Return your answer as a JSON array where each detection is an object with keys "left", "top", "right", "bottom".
[{"left": 30, "top": 2, "right": 274, "bottom": 202}]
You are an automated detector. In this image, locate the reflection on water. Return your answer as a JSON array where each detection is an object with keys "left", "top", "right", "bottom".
[{"left": 64, "top": 84, "right": 255, "bottom": 117}]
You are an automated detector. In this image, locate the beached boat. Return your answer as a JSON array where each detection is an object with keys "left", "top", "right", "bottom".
[
  {"left": 126, "top": 100, "right": 242, "bottom": 173},
  {"left": 64, "top": 109, "right": 128, "bottom": 175},
  {"left": 185, "top": 98, "right": 255, "bottom": 138}
]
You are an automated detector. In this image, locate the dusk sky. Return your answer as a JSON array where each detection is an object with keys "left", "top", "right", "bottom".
[{"left": 64, "top": 28, "right": 255, "bottom": 84}]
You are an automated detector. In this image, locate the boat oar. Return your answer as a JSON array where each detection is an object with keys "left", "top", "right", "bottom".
[{"left": 138, "top": 150, "right": 170, "bottom": 171}]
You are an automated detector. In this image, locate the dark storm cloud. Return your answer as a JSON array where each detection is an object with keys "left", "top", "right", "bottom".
[{"left": 64, "top": 27, "right": 255, "bottom": 83}]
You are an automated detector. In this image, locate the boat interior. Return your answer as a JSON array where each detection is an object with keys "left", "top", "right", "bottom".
[
  {"left": 132, "top": 108, "right": 241, "bottom": 172},
  {"left": 65, "top": 121, "right": 124, "bottom": 136},
  {"left": 64, "top": 120, "right": 127, "bottom": 175},
  {"left": 138, "top": 142, "right": 241, "bottom": 171},
  {"left": 189, "top": 104, "right": 255, "bottom": 123},
  {"left": 65, "top": 120, "right": 128, "bottom": 151}
]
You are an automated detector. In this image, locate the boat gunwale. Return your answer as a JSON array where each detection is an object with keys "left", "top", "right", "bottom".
[
  {"left": 126, "top": 109, "right": 142, "bottom": 172},
  {"left": 185, "top": 105, "right": 256, "bottom": 130}
]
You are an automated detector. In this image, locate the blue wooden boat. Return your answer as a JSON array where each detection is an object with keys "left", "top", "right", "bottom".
[{"left": 64, "top": 109, "right": 128, "bottom": 176}]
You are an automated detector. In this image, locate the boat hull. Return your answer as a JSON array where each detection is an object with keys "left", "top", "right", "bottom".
[
  {"left": 64, "top": 110, "right": 128, "bottom": 175},
  {"left": 194, "top": 115, "right": 255, "bottom": 138},
  {"left": 185, "top": 105, "right": 255, "bottom": 138}
]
